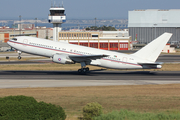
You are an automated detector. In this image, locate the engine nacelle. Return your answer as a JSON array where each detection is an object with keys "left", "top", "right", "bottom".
[
  {"left": 52, "top": 54, "right": 74, "bottom": 64},
  {"left": 142, "top": 64, "right": 162, "bottom": 69}
]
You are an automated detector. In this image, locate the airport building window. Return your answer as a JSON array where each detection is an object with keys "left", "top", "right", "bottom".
[
  {"left": 50, "top": 10, "right": 65, "bottom": 15},
  {"left": 92, "top": 35, "right": 98, "bottom": 37},
  {"left": 80, "top": 43, "right": 88, "bottom": 47},
  {"left": 69, "top": 34, "right": 71, "bottom": 37},
  {"left": 89, "top": 34, "right": 91, "bottom": 38},
  {"left": 110, "top": 43, "right": 118, "bottom": 50},
  {"left": 90, "top": 43, "right": 98, "bottom": 48},
  {"left": 100, "top": 43, "right": 108, "bottom": 50}
]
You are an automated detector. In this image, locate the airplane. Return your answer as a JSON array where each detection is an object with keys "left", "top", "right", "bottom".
[{"left": 7, "top": 32, "right": 172, "bottom": 73}]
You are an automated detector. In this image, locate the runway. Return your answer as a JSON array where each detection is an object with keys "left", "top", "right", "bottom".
[
  {"left": 0, "top": 52, "right": 41, "bottom": 58},
  {"left": 0, "top": 61, "right": 48, "bottom": 64},
  {"left": 0, "top": 52, "right": 180, "bottom": 88},
  {"left": 1, "top": 53, "right": 180, "bottom": 64},
  {"left": 0, "top": 71, "right": 180, "bottom": 88}
]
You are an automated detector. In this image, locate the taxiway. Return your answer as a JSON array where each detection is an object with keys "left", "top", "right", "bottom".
[{"left": 0, "top": 71, "right": 179, "bottom": 88}]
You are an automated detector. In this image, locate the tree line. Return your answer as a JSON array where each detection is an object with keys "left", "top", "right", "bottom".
[{"left": 86, "top": 26, "right": 117, "bottom": 31}]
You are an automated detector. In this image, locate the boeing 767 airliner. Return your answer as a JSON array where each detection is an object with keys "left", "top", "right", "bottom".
[{"left": 7, "top": 33, "right": 172, "bottom": 73}]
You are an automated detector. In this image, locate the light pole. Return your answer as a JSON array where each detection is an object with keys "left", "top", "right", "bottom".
[
  {"left": 95, "top": 17, "right": 97, "bottom": 28},
  {"left": 19, "top": 15, "right": 21, "bottom": 36},
  {"left": 77, "top": 24, "right": 80, "bottom": 30},
  {"left": 12, "top": 24, "right": 15, "bottom": 37},
  {"left": 35, "top": 18, "right": 37, "bottom": 37}
]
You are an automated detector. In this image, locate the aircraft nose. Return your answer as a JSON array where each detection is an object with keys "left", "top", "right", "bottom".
[
  {"left": 7, "top": 40, "right": 10, "bottom": 45},
  {"left": 7, "top": 40, "right": 13, "bottom": 47}
]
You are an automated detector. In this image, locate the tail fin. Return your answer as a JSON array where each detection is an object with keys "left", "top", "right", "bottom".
[{"left": 132, "top": 32, "right": 172, "bottom": 62}]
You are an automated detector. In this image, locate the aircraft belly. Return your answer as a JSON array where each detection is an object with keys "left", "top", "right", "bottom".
[
  {"left": 99, "top": 59, "right": 142, "bottom": 69},
  {"left": 15, "top": 44, "right": 29, "bottom": 53},
  {"left": 19, "top": 45, "right": 51, "bottom": 57}
]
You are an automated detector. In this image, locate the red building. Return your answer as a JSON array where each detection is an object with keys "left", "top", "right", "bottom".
[{"left": 59, "top": 31, "right": 131, "bottom": 50}]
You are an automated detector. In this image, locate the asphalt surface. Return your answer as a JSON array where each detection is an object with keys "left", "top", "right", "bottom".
[
  {"left": 0, "top": 61, "right": 47, "bottom": 64},
  {"left": 0, "top": 53, "right": 180, "bottom": 64},
  {"left": 0, "top": 71, "right": 180, "bottom": 88},
  {"left": 157, "top": 54, "right": 180, "bottom": 63},
  {"left": 0, "top": 60, "right": 52, "bottom": 64},
  {"left": 0, "top": 52, "right": 41, "bottom": 58},
  {"left": 0, "top": 52, "right": 180, "bottom": 88}
]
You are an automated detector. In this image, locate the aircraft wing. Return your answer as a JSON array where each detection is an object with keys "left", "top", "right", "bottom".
[{"left": 69, "top": 54, "right": 109, "bottom": 62}]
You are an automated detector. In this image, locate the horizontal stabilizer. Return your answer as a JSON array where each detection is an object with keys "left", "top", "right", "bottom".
[{"left": 138, "top": 62, "right": 163, "bottom": 65}]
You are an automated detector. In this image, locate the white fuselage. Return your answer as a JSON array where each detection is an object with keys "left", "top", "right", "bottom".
[{"left": 8, "top": 36, "right": 147, "bottom": 69}]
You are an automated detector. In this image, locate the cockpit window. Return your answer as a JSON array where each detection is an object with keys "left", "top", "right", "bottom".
[{"left": 12, "top": 38, "right": 17, "bottom": 41}]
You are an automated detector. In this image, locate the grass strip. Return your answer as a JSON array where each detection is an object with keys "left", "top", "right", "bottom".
[{"left": 1, "top": 84, "right": 180, "bottom": 119}]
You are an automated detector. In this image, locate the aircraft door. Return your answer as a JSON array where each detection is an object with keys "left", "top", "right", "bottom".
[
  {"left": 23, "top": 39, "right": 28, "bottom": 46},
  {"left": 122, "top": 57, "right": 127, "bottom": 64}
]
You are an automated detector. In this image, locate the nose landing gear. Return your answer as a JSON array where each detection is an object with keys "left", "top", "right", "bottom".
[{"left": 17, "top": 51, "right": 22, "bottom": 60}]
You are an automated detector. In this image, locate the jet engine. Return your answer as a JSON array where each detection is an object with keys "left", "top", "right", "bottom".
[{"left": 52, "top": 54, "right": 74, "bottom": 64}]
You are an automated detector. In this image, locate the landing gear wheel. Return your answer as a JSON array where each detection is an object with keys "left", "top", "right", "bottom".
[
  {"left": 78, "top": 62, "right": 89, "bottom": 74},
  {"left": 85, "top": 67, "right": 89, "bottom": 71},
  {"left": 17, "top": 50, "right": 22, "bottom": 60},
  {"left": 78, "top": 69, "right": 82, "bottom": 73},
  {"left": 78, "top": 67, "right": 90, "bottom": 73},
  {"left": 82, "top": 68, "right": 87, "bottom": 73},
  {"left": 18, "top": 56, "right": 21, "bottom": 60}
]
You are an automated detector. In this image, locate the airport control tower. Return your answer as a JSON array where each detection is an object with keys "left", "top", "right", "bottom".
[{"left": 48, "top": 3, "right": 66, "bottom": 41}]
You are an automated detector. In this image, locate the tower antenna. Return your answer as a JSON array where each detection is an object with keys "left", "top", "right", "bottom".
[
  {"left": 51, "top": 0, "right": 53, "bottom": 7},
  {"left": 59, "top": 1, "right": 60, "bottom": 7}
]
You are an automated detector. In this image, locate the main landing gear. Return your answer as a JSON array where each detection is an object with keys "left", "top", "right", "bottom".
[
  {"left": 78, "top": 62, "right": 89, "bottom": 73},
  {"left": 78, "top": 67, "right": 89, "bottom": 73},
  {"left": 17, "top": 51, "right": 22, "bottom": 60}
]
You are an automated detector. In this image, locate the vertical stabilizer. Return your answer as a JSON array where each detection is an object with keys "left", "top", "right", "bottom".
[{"left": 132, "top": 33, "right": 172, "bottom": 62}]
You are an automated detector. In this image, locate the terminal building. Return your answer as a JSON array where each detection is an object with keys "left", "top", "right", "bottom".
[
  {"left": 128, "top": 9, "right": 180, "bottom": 44},
  {"left": 0, "top": 24, "right": 53, "bottom": 43},
  {"left": 58, "top": 31, "right": 131, "bottom": 50},
  {"left": 0, "top": 26, "right": 131, "bottom": 51}
]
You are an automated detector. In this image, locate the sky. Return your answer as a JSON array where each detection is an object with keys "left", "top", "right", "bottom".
[{"left": 0, "top": 0, "right": 180, "bottom": 20}]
